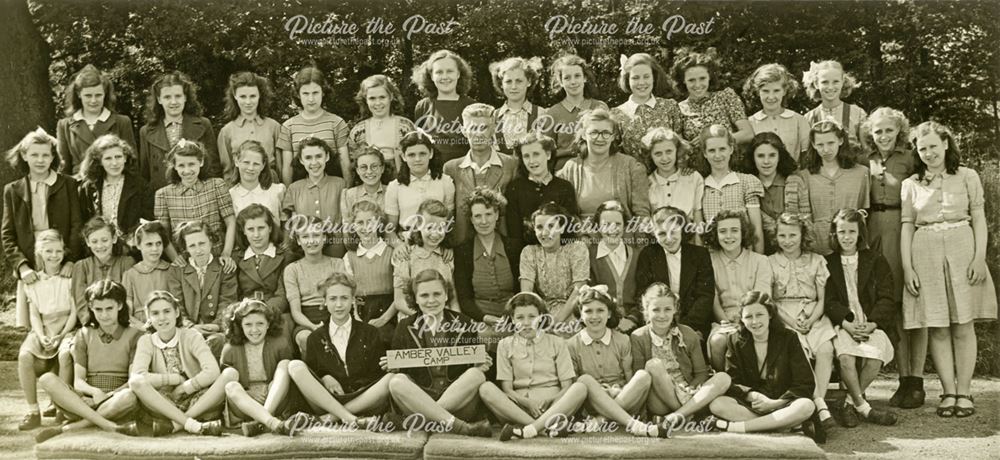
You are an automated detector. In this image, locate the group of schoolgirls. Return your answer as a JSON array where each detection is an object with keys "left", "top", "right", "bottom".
[{"left": 3, "top": 46, "right": 995, "bottom": 445}]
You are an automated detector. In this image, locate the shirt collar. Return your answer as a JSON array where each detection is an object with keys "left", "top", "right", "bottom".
[
  {"left": 135, "top": 260, "right": 171, "bottom": 274},
  {"left": 620, "top": 96, "right": 657, "bottom": 117},
  {"left": 765, "top": 174, "right": 786, "bottom": 188},
  {"left": 596, "top": 241, "right": 626, "bottom": 260},
  {"left": 649, "top": 326, "right": 685, "bottom": 349},
  {"left": 650, "top": 170, "right": 679, "bottom": 186},
  {"left": 73, "top": 108, "right": 112, "bottom": 123},
  {"left": 190, "top": 254, "right": 214, "bottom": 273},
  {"left": 231, "top": 183, "right": 262, "bottom": 198},
  {"left": 412, "top": 245, "right": 443, "bottom": 259},
  {"left": 529, "top": 173, "right": 553, "bottom": 185},
  {"left": 236, "top": 114, "right": 264, "bottom": 127},
  {"left": 179, "top": 179, "right": 206, "bottom": 193},
  {"left": 560, "top": 98, "right": 593, "bottom": 113},
  {"left": 704, "top": 171, "right": 740, "bottom": 190},
  {"left": 329, "top": 319, "right": 352, "bottom": 339},
  {"left": 245, "top": 244, "right": 277, "bottom": 260},
  {"left": 164, "top": 115, "right": 184, "bottom": 126},
  {"left": 841, "top": 254, "right": 859, "bottom": 266},
  {"left": 580, "top": 329, "right": 612, "bottom": 346},
  {"left": 496, "top": 101, "right": 534, "bottom": 118},
  {"left": 410, "top": 173, "right": 432, "bottom": 183},
  {"left": 662, "top": 244, "right": 682, "bottom": 261},
  {"left": 151, "top": 331, "right": 180, "bottom": 349},
  {"left": 358, "top": 183, "right": 385, "bottom": 197},
  {"left": 458, "top": 149, "right": 504, "bottom": 171},
  {"left": 750, "top": 109, "right": 796, "bottom": 121},
  {"left": 357, "top": 239, "right": 388, "bottom": 259},
  {"left": 30, "top": 171, "right": 57, "bottom": 191},
  {"left": 307, "top": 174, "right": 330, "bottom": 189}
]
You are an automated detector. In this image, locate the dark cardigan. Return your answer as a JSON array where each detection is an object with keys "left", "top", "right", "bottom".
[
  {"left": 391, "top": 309, "right": 480, "bottom": 388},
  {"left": 823, "top": 249, "right": 896, "bottom": 331},
  {"left": 79, "top": 172, "right": 154, "bottom": 236},
  {"left": 453, "top": 233, "right": 519, "bottom": 321},
  {"left": 220, "top": 335, "right": 295, "bottom": 389},
  {"left": 725, "top": 325, "right": 815, "bottom": 401},
  {"left": 305, "top": 319, "right": 387, "bottom": 394},
  {"left": 1, "top": 174, "right": 83, "bottom": 273},
  {"left": 634, "top": 243, "right": 715, "bottom": 337}
]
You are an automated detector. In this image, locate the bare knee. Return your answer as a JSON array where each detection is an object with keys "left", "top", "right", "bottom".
[
  {"left": 117, "top": 388, "right": 138, "bottom": 407},
  {"left": 838, "top": 354, "right": 856, "bottom": 368},
  {"left": 18, "top": 351, "right": 34, "bottom": 367},
  {"left": 461, "top": 367, "right": 486, "bottom": 386},
  {"left": 709, "top": 397, "right": 731, "bottom": 414},
  {"left": 287, "top": 359, "right": 308, "bottom": 379},
  {"left": 632, "top": 369, "right": 651, "bottom": 387},
  {"left": 788, "top": 398, "right": 816, "bottom": 418},
  {"left": 128, "top": 374, "right": 151, "bottom": 391},
  {"left": 951, "top": 322, "right": 975, "bottom": 341},
  {"left": 225, "top": 380, "right": 244, "bottom": 398},
  {"left": 645, "top": 358, "right": 666, "bottom": 374},
  {"left": 816, "top": 342, "right": 834, "bottom": 359},
  {"left": 388, "top": 374, "right": 413, "bottom": 393},
  {"left": 709, "top": 371, "right": 731, "bottom": 388},
  {"left": 930, "top": 327, "right": 951, "bottom": 340},
  {"left": 37, "top": 371, "right": 60, "bottom": 390},
  {"left": 276, "top": 360, "right": 290, "bottom": 372},
  {"left": 478, "top": 382, "right": 501, "bottom": 400},
  {"left": 575, "top": 373, "right": 598, "bottom": 387},
  {"left": 220, "top": 367, "right": 240, "bottom": 383}
]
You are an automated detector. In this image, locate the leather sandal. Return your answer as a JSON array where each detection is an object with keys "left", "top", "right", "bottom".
[
  {"left": 936, "top": 394, "right": 957, "bottom": 417},
  {"left": 954, "top": 395, "right": 975, "bottom": 418}
]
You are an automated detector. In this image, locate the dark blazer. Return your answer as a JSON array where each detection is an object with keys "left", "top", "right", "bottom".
[
  {"left": 391, "top": 309, "right": 480, "bottom": 388},
  {"left": 725, "top": 325, "right": 815, "bottom": 401},
  {"left": 824, "top": 250, "right": 895, "bottom": 331},
  {"left": 138, "top": 115, "right": 219, "bottom": 191},
  {"left": 634, "top": 243, "right": 715, "bottom": 338},
  {"left": 56, "top": 113, "right": 136, "bottom": 176},
  {"left": 234, "top": 246, "right": 295, "bottom": 315},
  {"left": 221, "top": 335, "right": 295, "bottom": 389},
  {"left": 630, "top": 324, "right": 709, "bottom": 388},
  {"left": 589, "top": 243, "right": 640, "bottom": 324},
  {"left": 305, "top": 320, "right": 387, "bottom": 394},
  {"left": 79, "top": 173, "right": 154, "bottom": 235},
  {"left": 453, "top": 234, "right": 519, "bottom": 321},
  {"left": 167, "top": 257, "right": 238, "bottom": 327},
  {"left": 1, "top": 174, "right": 83, "bottom": 273}
]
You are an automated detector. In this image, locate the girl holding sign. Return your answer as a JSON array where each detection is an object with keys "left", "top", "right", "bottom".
[
  {"left": 384, "top": 269, "right": 493, "bottom": 437},
  {"left": 287, "top": 273, "right": 392, "bottom": 428}
]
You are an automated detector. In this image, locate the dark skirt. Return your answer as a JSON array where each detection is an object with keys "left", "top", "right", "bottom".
[{"left": 358, "top": 294, "right": 395, "bottom": 345}]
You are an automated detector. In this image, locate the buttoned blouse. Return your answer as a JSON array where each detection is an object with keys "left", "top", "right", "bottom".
[
  {"left": 496, "top": 333, "right": 575, "bottom": 390},
  {"left": 867, "top": 145, "right": 916, "bottom": 207},
  {"left": 748, "top": 109, "right": 811, "bottom": 160},
  {"left": 648, "top": 170, "right": 704, "bottom": 217},
  {"left": 901, "top": 167, "right": 984, "bottom": 227},
  {"left": 384, "top": 174, "right": 455, "bottom": 226}
]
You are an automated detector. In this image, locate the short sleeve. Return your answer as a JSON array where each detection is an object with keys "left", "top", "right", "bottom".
[
  {"left": 553, "top": 338, "right": 577, "bottom": 380},
  {"left": 721, "top": 88, "right": 747, "bottom": 126},
  {"left": 214, "top": 179, "right": 235, "bottom": 220},
  {"left": 333, "top": 117, "right": 350, "bottom": 151},
  {"left": 441, "top": 175, "right": 456, "bottom": 214},
  {"left": 692, "top": 173, "right": 705, "bottom": 210},
  {"left": 796, "top": 115, "right": 811, "bottom": 155},
  {"left": 343, "top": 255, "right": 354, "bottom": 278},
  {"left": 348, "top": 123, "right": 365, "bottom": 151},
  {"left": 495, "top": 337, "right": 513, "bottom": 381},
  {"left": 392, "top": 248, "right": 412, "bottom": 289},
  {"left": 742, "top": 174, "right": 764, "bottom": 207},
  {"left": 814, "top": 254, "right": 830, "bottom": 289},
  {"left": 153, "top": 187, "right": 169, "bottom": 227},
  {"left": 72, "top": 328, "right": 88, "bottom": 368},
  {"left": 963, "top": 168, "right": 985, "bottom": 211},
  {"left": 857, "top": 167, "right": 871, "bottom": 209},
  {"left": 519, "top": 246, "right": 537, "bottom": 283},
  {"left": 568, "top": 242, "right": 590, "bottom": 283},
  {"left": 277, "top": 119, "right": 293, "bottom": 153},
  {"left": 384, "top": 181, "right": 400, "bottom": 216},
  {"left": 900, "top": 177, "right": 916, "bottom": 224}
]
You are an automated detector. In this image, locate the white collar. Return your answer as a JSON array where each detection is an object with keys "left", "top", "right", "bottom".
[
  {"left": 496, "top": 101, "right": 534, "bottom": 117},
  {"left": 649, "top": 327, "right": 685, "bottom": 349},
  {"left": 841, "top": 253, "right": 859, "bottom": 266},
  {"left": 329, "top": 319, "right": 352, "bottom": 338},
  {"left": 236, "top": 115, "right": 263, "bottom": 127},
  {"left": 704, "top": 171, "right": 740, "bottom": 190},
  {"left": 410, "top": 173, "right": 432, "bottom": 183},
  {"left": 560, "top": 98, "right": 593, "bottom": 113},
  {"left": 151, "top": 331, "right": 180, "bottom": 349},
  {"left": 231, "top": 183, "right": 263, "bottom": 197},
  {"left": 650, "top": 170, "right": 680, "bottom": 185},
  {"left": 190, "top": 254, "right": 214, "bottom": 273},
  {"left": 245, "top": 244, "right": 277, "bottom": 260},
  {"left": 73, "top": 108, "right": 111, "bottom": 123},
  {"left": 662, "top": 245, "right": 682, "bottom": 260},
  {"left": 458, "top": 149, "right": 503, "bottom": 171},
  {"left": 620, "top": 96, "right": 657, "bottom": 117},
  {"left": 30, "top": 171, "right": 57, "bottom": 190},
  {"left": 580, "top": 329, "right": 612, "bottom": 346},
  {"left": 596, "top": 241, "right": 626, "bottom": 260},
  {"left": 750, "top": 109, "right": 796, "bottom": 121},
  {"left": 357, "top": 239, "right": 388, "bottom": 259}
]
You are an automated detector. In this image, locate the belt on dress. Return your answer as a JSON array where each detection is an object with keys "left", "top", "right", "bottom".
[
  {"left": 917, "top": 220, "right": 969, "bottom": 232},
  {"left": 870, "top": 203, "right": 901, "bottom": 212}
]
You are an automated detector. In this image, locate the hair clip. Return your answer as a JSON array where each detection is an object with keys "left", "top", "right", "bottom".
[
  {"left": 857, "top": 209, "right": 869, "bottom": 219},
  {"left": 579, "top": 284, "right": 610, "bottom": 297},
  {"left": 619, "top": 54, "right": 628, "bottom": 72}
]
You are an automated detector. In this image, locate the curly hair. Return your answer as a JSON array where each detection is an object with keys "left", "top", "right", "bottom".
[
  {"left": 530, "top": 201, "right": 577, "bottom": 244},
  {"left": 349, "top": 144, "right": 394, "bottom": 187},
  {"left": 909, "top": 121, "right": 962, "bottom": 181},
  {"left": 345, "top": 200, "right": 387, "bottom": 251},
  {"left": 230, "top": 140, "right": 277, "bottom": 189},
  {"left": 512, "top": 132, "right": 558, "bottom": 177},
  {"left": 78, "top": 134, "right": 135, "bottom": 185},
  {"left": 166, "top": 140, "right": 210, "bottom": 184},
  {"left": 489, "top": 56, "right": 543, "bottom": 97},
  {"left": 503, "top": 291, "right": 550, "bottom": 319},
  {"left": 6, "top": 127, "right": 59, "bottom": 175},
  {"left": 406, "top": 199, "right": 452, "bottom": 248},
  {"left": 64, "top": 64, "right": 116, "bottom": 116},
  {"left": 82, "top": 279, "right": 130, "bottom": 329},
  {"left": 81, "top": 216, "right": 123, "bottom": 257},
  {"left": 237, "top": 203, "right": 282, "bottom": 249},
  {"left": 406, "top": 268, "right": 454, "bottom": 311},
  {"left": 702, "top": 209, "right": 756, "bottom": 251},
  {"left": 804, "top": 120, "right": 856, "bottom": 174},
  {"left": 143, "top": 290, "right": 184, "bottom": 334},
  {"left": 144, "top": 71, "right": 203, "bottom": 127},
  {"left": 577, "top": 285, "right": 621, "bottom": 330},
  {"left": 640, "top": 127, "right": 692, "bottom": 174},
  {"left": 223, "top": 298, "right": 284, "bottom": 346},
  {"left": 618, "top": 53, "right": 673, "bottom": 96},
  {"left": 223, "top": 71, "right": 275, "bottom": 121},
  {"left": 411, "top": 50, "right": 474, "bottom": 98},
  {"left": 465, "top": 186, "right": 507, "bottom": 219},
  {"left": 397, "top": 130, "right": 444, "bottom": 184},
  {"left": 354, "top": 74, "right": 405, "bottom": 118},
  {"left": 742, "top": 132, "right": 799, "bottom": 178},
  {"left": 741, "top": 63, "right": 800, "bottom": 111},
  {"left": 774, "top": 212, "right": 814, "bottom": 253},
  {"left": 860, "top": 107, "right": 910, "bottom": 156},
  {"left": 173, "top": 220, "right": 217, "bottom": 256},
  {"left": 640, "top": 282, "right": 680, "bottom": 328},
  {"left": 133, "top": 220, "right": 170, "bottom": 248},
  {"left": 829, "top": 208, "right": 870, "bottom": 254},
  {"left": 801, "top": 60, "right": 860, "bottom": 102},
  {"left": 671, "top": 47, "right": 723, "bottom": 96},
  {"left": 549, "top": 54, "right": 601, "bottom": 99},
  {"left": 695, "top": 124, "right": 739, "bottom": 177},
  {"left": 573, "top": 108, "right": 623, "bottom": 159}
]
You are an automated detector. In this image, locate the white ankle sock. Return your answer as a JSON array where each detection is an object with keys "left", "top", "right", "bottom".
[
  {"left": 518, "top": 424, "right": 538, "bottom": 438},
  {"left": 854, "top": 401, "right": 872, "bottom": 417},
  {"left": 184, "top": 418, "right": 203, "bottom": 434},
  {"left": 815, "top": 399, "right": 831, "bottom": 420},
  {"left": 728, "top": 421, "right": 746, "bottom": 433}
]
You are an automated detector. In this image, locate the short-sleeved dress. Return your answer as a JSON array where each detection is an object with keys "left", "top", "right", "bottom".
[
  {"left": 759, "top": 173, "right": 811, "bottom": 255},
  {"left": 900, "top": 167, "right": 998, "bottom": 329},
  {"left": 278, "top": 111, "right": 350, "bottom": 181},
  {"left": 707, "top": 249, "right": 773, "bottom": 352},
  {"left": 496, "top": 332, "right": 576, "bottom": 402},
  {"left": 284, "top": 256, "right": 346, "bottom": 336},
  {"left": 804, "top": 103, "right": 868, "bottom": 152},
  {"left": 18, "top": 273, "right": 75, "bottom": 359},
  {"left": 384, "top": 174, "right": 456, "bottom": 229},
  {"left": 348, "top": 116, "right": 416, "bottom": 179},
  {"left": 153, "top": 178, "right": 236, "bottom": 256},
  {"left": 748, "top": 109, "right": 812, "bottom": 162},
  {"left": 566, "top": 329, "right": 632, "bottom": 389},
  {"left": 769, "top": 252, "right": 836, "bottom": 356},
  {"left": 803, "top": 165, "right": 870, "bottom": 255},
  {"left": 70, "top": 325, "right": 143, "bottom": 410},
  {"left": 392, "top": 245, "right": 456, "bottom": 311},
  {"left": 648, "top": 170, "right": 704, "bottom": 218},
  {"left": 518, "top": 241, "right": 590, "bottom": 323},
  {"left": 611, "top": 97, "right": 684, "bottom": 165},
  {"left": 678, "top": 88, "right": 747, "bottom": 151}
]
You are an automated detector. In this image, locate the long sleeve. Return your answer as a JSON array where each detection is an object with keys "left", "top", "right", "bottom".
[
  {"left": 56, "top": 119, "right": 73, "bottom": 175},
  {"left": 781, "top": 331, "right": 816, "bottom": 400},
  {"left": 683, "top": 251, "right": 716, "bottom": 335},
  {"left": 869, "top": 254, "right": 896, "bottom": 331},
  {"left": 2, "top": 185, "right": 27, "bottom": 274},
  {"left": 624, "top": 156, "right": 651, "bottom": 217},
  {"left": 218, "top": 269, "right": 239, "bottom": 326},
  {"left": 185, "top": 330, "right": 222, "bottom": 389}
]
